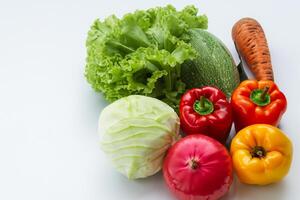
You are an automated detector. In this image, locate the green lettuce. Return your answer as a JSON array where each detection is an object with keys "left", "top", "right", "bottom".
[{"left": 85, "top": 5, "right": 207, "bottom": 110}]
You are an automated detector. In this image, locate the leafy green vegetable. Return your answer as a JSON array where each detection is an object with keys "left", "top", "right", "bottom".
[
  {"left": 99, "top": 95, "right": 180, "bottom": 179},
  {"left": 85, "top": 5, "right": 207, "bottom": 110}
]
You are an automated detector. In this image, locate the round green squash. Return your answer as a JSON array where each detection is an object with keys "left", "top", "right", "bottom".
[{"left": 181, "top": 29, "right": 240, "bottom": 97}]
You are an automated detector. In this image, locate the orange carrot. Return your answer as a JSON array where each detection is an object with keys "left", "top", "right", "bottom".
[{"left": 232, "top": 18, "right": 274, "bottom": 81}]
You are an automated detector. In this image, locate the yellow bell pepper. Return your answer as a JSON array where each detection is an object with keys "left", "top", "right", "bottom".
[{"left": 230, "top": 124, "right": 293, "bottom": 185}]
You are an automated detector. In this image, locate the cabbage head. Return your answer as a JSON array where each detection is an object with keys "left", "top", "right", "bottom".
[{"left": 98, "top": 95, "right": 180, "bottom": 179}]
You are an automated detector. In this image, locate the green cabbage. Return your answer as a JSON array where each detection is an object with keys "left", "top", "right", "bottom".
[
  {"left": 85, "top": 5, "right": 207, "bottom": 110},
  {"left": 98, "top": 95, "right": 180, "bottom": 179}
]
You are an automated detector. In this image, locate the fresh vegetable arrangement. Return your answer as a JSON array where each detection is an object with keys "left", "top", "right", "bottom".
[{"left": 85, "top": 5, "right": 293, "bottom": 200}]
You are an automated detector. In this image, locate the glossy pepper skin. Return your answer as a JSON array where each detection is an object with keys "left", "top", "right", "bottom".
[
  {"left": 231, "top": 124, "right": 293, "bottom": 185},
  {"left": 231, "top": 80, "right": 287, "bottom": 131},
  {"left": 163, "top": 134, "right": 233, "bottom": 200},
  {"left": 180, "top": 86, "right": 232, "bottom": 143}
]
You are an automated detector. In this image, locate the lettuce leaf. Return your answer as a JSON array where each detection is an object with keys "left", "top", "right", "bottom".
[{"left": 85, "top": 5, "right": 207, "bottom": 110}]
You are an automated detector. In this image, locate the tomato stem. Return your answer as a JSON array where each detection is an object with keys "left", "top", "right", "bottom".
[{"left": 188, "top": 159, "right": 199, "bottom": 170}]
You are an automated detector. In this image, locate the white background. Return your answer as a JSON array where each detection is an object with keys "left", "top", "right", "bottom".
[{"left": 0, "top": 0, "right": 299, "bottom": 199}]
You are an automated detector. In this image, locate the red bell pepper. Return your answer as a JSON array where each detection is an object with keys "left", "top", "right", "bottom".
[
  {"left": 179, "top": 86, "right": 232, "bottom": 143},
  {"left": 231, "top": 80, "right": 287, "bottom": 131}
]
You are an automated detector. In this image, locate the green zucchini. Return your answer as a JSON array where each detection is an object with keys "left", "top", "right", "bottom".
[{"left": 181, "top": 29, "right": 240, "bottom": 97}]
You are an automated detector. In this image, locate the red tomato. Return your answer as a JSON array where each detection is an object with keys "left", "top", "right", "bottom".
[{"left": 163, "top": 134, "right": 233, "bottom": 200}]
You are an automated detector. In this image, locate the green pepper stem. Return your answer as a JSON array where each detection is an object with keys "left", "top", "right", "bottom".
[
  {"left": 193, "top": 96, "right": 214, "bottom": 115},
  {"left": 200, "top": 96, "right": 205, "bottom": 108},
  {"left": 250, "top": 87, "right": 271, "bottom": 107},
  {"left": 261, "top": 87, "right": 269, "bottom": 101}
]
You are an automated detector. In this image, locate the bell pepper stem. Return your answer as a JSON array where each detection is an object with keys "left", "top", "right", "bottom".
[
  {"left": 261, "top": 87, "right": 269, "bottom": 101},
  {"left": 200, "top": 96, "right": 205, "bottom": 108},
  {"left": 193, "top": 96, "right": 214, "bottom": 115},
  {"left": 251, "top": 146, "right": 266, "bottom": 158},
  {"left": 250, "top": 87, "right": 271, "bottom": 106}
]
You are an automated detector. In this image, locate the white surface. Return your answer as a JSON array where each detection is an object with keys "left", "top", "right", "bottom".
[{"left": 0, "top": 0, "right": 299, "bottom": 199}]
